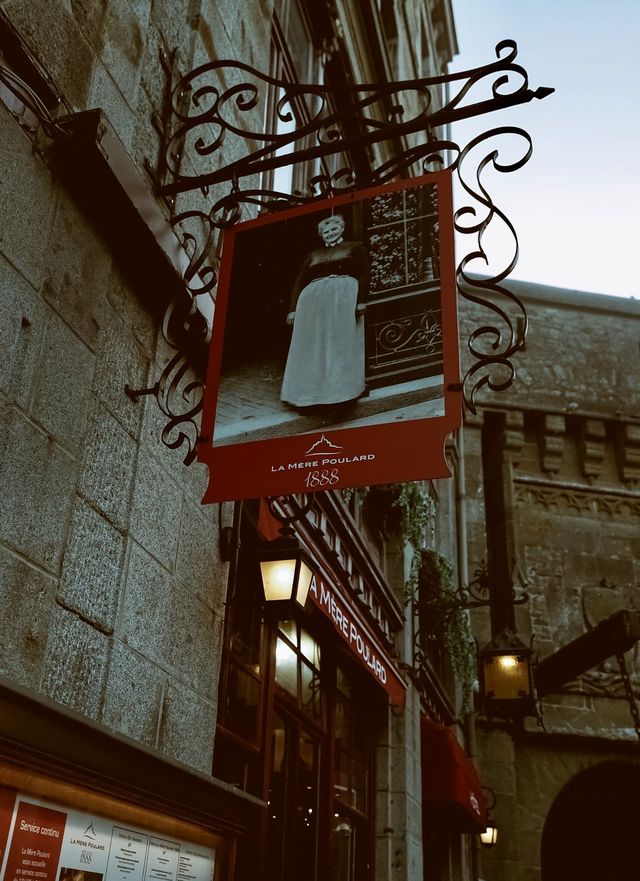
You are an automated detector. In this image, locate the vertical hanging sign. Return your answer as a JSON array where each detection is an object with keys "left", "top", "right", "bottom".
[{"left": 199, "top": 170, "right": 462, "bottom": 501}]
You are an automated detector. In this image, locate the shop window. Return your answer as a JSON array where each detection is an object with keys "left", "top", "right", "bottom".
[
  {"left": 330, "top": 662, "right": 374, "bottom": 879},
  {"left": 424, "top": 822, "right": 464, "bottom": 881},
  {"left": 215, "top": 504, "right": 378, "bottom": 878},
  {"left": 219, "top": 567, "right": 264, "bottom": 746},
  {"left": 275, "top": 619, "right": 325, "bottom": 726},
  {"left": 267, "top": 0, "right": 323, "bottom": 195},
  {"left": 377, "top": 0, "right": 399, "bottom": 75},
  {"left": 213, "top": 505, "right": 267, "bottom": 795},
  {"left": 334, "top": 672, "right": 369, "bottom": 812},
  {"left": 266, "top": 712, "right": 322, "bottom": 881}
]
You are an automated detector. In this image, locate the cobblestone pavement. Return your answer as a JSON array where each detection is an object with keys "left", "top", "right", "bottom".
[{"left": 213, "top": 359, "right": 445, "bottom": 445}]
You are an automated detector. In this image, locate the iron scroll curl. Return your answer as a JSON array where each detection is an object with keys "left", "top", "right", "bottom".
[{"left": 455, "top": 126, "right": 534, "bottom": 413}]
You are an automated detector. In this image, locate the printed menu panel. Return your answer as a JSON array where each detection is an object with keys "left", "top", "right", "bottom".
[
  {"left": 3, "top": 800, "right": 66, "bottom": 881},
  {"left": 0, "top": 787, "right": 216, "bottom": 881},
  {"left": 144, "top": 838, "right": 179, "bottom": 881}
]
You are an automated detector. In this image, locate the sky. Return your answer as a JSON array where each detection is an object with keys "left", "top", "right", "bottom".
[{"left": 448, "top": 0, "right": 640, "bottom": 298}]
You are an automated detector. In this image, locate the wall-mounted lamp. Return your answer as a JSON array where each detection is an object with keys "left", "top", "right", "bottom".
[
  {"left": 479, "top": 786, "right": 498, "bottom": 849},
  {"left": 480, "top": 823, "right": 498, "bottom": 848},
  {"left": 256, "top": 496, "right": 315, "bottom": 612},
  {"left": 478, "top": 628, "right": 536, "bottom": 719},
  {"left": 258, "top": 533, "right": 314, "bottom": 608}
]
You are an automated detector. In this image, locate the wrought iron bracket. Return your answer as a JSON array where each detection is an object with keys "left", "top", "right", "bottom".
[
  {"left": 159, "top": 39, "right": 552, "bottom": 201},
  {"left": 124, "top": 347, "right": 205, "bottom": 466},
  {"left": 451, "top": 560, "right": 530, "bottom": 609},
  {"left": 265, "top": 495, "right": 314, "bottom": 535}
]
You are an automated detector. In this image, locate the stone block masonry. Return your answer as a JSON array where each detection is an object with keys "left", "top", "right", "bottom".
[{"left": 0, "top": 0, "right": 237, "bottom": 770}]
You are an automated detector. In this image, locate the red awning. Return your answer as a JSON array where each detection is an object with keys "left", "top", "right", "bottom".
[{"left": 421, "top": 716, "right": 488, "bottom": 833}]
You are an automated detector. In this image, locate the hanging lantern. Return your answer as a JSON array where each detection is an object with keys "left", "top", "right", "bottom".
[
  {"left": 480, "top": 823, "right": 498, "bottom": 848},
  {"left": 478, "top": 628, "right": 536, "bottom": 719},
  {"left": 257, "top": 533, "right": 315, "bottom": 610}
]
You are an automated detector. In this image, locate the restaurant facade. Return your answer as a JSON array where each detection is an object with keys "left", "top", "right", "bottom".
[{"left": 0, "top": 1, "right": 494, "bottom": 880}]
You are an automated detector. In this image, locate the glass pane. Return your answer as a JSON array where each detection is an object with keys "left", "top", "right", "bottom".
[
  {"left": 334, "top": 752, "right": 367, "bottom": 812},
  {"left": 300, "top": 628, "right": 321, "bottom": 667},
  {"left": 261, "top": 558, "right": 297, "bottom": 601},
  {"left": 223, "top": 664, "right": 261, "bottom": 742},
  {"left": 275, "top": 636, "right": 298, "bottom": 699},
  {"left": 278, "top": 618, "right": 298, "bottom": 646},
  {"left": 272, "top": 87, "right": 296, "bottom": 195},
  {"left": 368, "top": 223, "right": 405, "bottom": 292},
  {"left": 330, "top": 810, "right": 355, "bottom": 881},
  {"left": 295, "top": 731, "right": 319, "bottom": 879},
  {"left": 287, "top": 0, "right": 313, "bottom": 80},
  {"left": 301, "top": 661, "right": 323, "bottom": 724},
  {"left": 334, "top": 679, "right": 368, "bottom": 813},
  {"left": 266, "top": 714, "right": 288, "bottom": 881},
  {"left": 229, "top": 579, "right": 263, "bottom": 672},
  {"left": 336, "top": 665, "right": 352, "bottom": 700}
]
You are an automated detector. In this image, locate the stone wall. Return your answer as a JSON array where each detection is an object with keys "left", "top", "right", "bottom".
[
  {"left": 0, "top": 0, "right": 255, "bottom": 772},
  {"left": 459, "top": 281, "right": 640, "bottom": 879},
  {"left": 459, "top": 279, "right": 640, "bottom": 417}
]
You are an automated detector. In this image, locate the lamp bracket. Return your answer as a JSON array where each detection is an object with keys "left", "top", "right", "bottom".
[
  {"left": 434, "top": 560, "right": 529, "bottom": 610},
  {"left": 265, "top": 495, "right": 314, "bottom": 533},
  {"left": 460, "top": 561, "right": 529, "bottom": 609}
]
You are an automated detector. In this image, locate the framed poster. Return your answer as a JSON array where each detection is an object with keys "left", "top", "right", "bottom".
[
  {"left": 198, "top": 171, "right": 462, "bottom": 502},
  {"left": 0, "top": 786, "right": 222, "bottom": 881}
]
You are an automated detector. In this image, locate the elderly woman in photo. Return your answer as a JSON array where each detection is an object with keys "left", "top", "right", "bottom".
[{"left": 281, "top": 214, "right": 369, "bottom": 408}]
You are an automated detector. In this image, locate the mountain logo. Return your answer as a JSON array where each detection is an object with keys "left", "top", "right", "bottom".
[
  {"left": 83, "top": 821, "right": 97, "bottom": 840},
  {"left": 305, "top": 434, "right": 344, "bottom": 456}
]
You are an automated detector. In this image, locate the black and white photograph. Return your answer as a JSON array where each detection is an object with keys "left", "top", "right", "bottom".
[{"left": 212, "top": 180, "right": 448, "bottom": 448}]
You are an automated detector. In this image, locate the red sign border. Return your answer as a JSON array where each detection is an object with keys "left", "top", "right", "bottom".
[{"left": 199, "top": 171, "right": 462, "bottom": 503}]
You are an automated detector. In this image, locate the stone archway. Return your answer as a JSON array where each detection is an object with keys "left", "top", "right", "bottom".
[{"left": 541, "top": 761, "right": 640, "bottom": 881}]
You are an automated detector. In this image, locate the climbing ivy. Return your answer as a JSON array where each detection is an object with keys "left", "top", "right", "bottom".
[
  {"left": 413, "top": 548, "right": 477, "bottom": 708},
  {"left": 342, "top": 482, "right": 434, "bottom": 551},
  {"left": 340, "top": 482, "right": 476, "bottom": 706}
]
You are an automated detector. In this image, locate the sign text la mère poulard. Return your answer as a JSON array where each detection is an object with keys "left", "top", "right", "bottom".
[
  {"left": 308, "top": 572, "right": 406, "bottom": 707},
  {"left": 198, "top": 171, "right": 462, "bottom": 502}
]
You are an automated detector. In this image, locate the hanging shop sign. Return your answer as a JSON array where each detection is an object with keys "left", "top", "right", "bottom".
[
  {"left": 307, "top": 572, "right": 406, "bottom": 707},
  {"left": 198, "top": 171, "right": 462, "bottom": 502},
  {"left": 0, "top": 786, "right": 219, "bottom": 881}
]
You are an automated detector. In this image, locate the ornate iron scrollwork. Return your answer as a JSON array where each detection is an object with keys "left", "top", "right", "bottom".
[
  {"left": 265, "top": 494, "right": 314, "bottom": 530},
  {"left": 160, "top": 39, "right": 551, "bottom": 203},
  {"left": 374, "top": 310, "right": 442, "bottom": 360},
  {"left": 148, "top": 38, "right": 552, "bottom": 438},
  {"left": 455, "top": 126, "right": 533, "bottom": 412},
  {"left": 460, "top": 560, "right": 529, "bottom": 609},
  {"left": 124, "top": 281, "right": 209, "bottom": 466}
]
